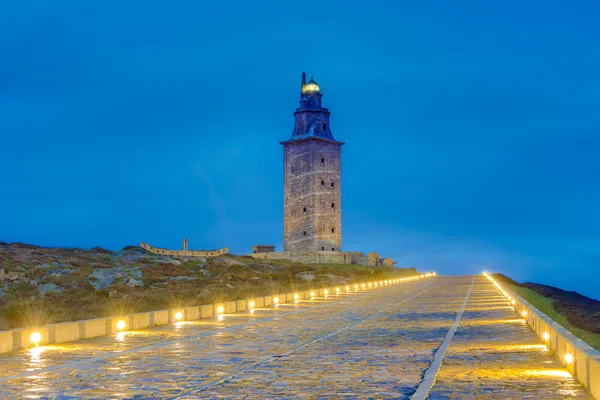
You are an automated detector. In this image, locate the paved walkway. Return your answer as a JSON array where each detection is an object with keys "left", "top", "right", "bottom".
[
  {"left": 0, "top": 275, "right": 592, "bottom": 399},
  {"left": 428, "top": 278, "right": 593, "bottom": 399}
]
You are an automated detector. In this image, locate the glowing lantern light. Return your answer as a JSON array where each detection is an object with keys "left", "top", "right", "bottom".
[
  {"left": 293, "top": 293, "right": 299, "bottom": 302},
  {"left": 30, "top": 332, "right": 42, "bottom": 346},
  {"left": 216, "top": 305, "right": 224, "bottom": 314},
  {"left": 522, "top": 310, "right": 527, "bottom": 317},
  {"left": 175, "top": 311, "right": 183, "bottom": 321},
  {"left": 335, "top": 287, "right": 340, "bottom": 294},
  {"left": 116, "top": 320, "right": 126, "bottom": 331},
  {"left": 273, "top": 297, "right": 280, "bottom": 305},
  {"left": 310, "top": 291, "right": 315, "bottom": 299},
  {"left": 565, "top": 353, "right": 573, "bottom": 364},
  {"left": 249, "top": 301, "right": 255, "bottom": 309},
  {"left": 543, "top": 332, "right": 550, "bottom": 341},
  {"left": 511, "top": 300, "right": 516, "bottom": 305},
  {"left": 324, "top": 289, "right": 328, "bottom": 297},
  {"left": 345, "top": 286, "right": 350, "bottom": 292}
]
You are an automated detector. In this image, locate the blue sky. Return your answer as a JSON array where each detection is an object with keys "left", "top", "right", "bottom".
[{"left": 1, "top": 1, "right": 599, "bottom": 299}]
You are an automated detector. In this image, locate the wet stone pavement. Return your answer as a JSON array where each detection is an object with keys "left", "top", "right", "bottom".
[
  {"left": 429, "top": 276, "right": 593, "bottom": 400},
  {"left": 0, "top": 275, "right": 592, "bottom": 399}
]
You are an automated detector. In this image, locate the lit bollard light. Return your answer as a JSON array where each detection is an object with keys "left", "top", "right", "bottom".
[
  {"left": 215, "top": 305, "right": 225, "bottom": 321},
  {"left": 362, "top": 283, "right": 366, "bottom": 289},
  {"left": 249, "top": 301, "right": 255, "bottom": 309},
  {"left": 30, "top": 332, "right": 42, "bottom": 346},
  {"left": 565, "top": 353, "right": 573, "bottom": 364},
  {"left": 175, "top": 311, "right": 183, "bottom": 321},
  {"left": 335, "top": 287, "right": 340, "bottom": 295},
  {"left": 310, "top": 291, "right": 315, "bottom": 299},
  {"left": 273, "top": 297, "right": 280, "bottom": 306},
  {"left": 293, "top": 293, "right": 299, "bottom": 303},
  {"left": 116, "top": 320, "right": 126, "bottom": 331}
]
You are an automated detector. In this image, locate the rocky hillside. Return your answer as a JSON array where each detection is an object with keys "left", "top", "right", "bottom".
[{"left": 0, "top": 242, "right": 418, "bottom": 330}]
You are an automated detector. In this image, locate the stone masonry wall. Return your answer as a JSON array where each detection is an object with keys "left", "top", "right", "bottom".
[
  {"left": 249, "top": 251, "right": 371, "bottom": 266},
  {"left": 283, "top": 139, "right": 342, "bottom": 252},
  {"left": 140, "top": 242, "right": 228, "bottom": 257}
]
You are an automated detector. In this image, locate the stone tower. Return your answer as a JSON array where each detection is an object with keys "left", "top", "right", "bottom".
[{"left": 281, "top": 72, "right": 344, "bottom": 252}]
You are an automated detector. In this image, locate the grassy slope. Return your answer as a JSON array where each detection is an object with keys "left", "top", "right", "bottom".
[
  {"left": 0, "top": 244, "right": 422, "bottom": 329},
  {"left": 507, "top": 283, "right": 600, "bottom": 351}
]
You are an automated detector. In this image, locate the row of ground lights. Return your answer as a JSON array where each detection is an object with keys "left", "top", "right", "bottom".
[
  {"left": 27, "top": 273, "right": 436, "bottom": 346},
  {"left": 483, "top": 272, "right": 574, "bottom": 366},
  {"left": 213, "top": 273, "right": 437, "bottom": 317}
]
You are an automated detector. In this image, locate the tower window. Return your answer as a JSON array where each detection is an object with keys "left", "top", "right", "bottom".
[
  {"left": 321, "top": 180, "right": 324, "bottom": 185},
  {"left": 321, "top": 158, "right": 325, "bottom": 164},
  {"left": 323, "top": 123, "right": 327, "bottom": 130},
  {"left": 303, "top": 207, "right": 307, "bottom": 213},
  {"left": 322, "top": 247, "right": 325, "bottom": 251},
  {"left": 331, "top": 182, "right": 334, "bottom": 187},
  {"left": 332, "top": 228, "right": 335, "bottom": 233},
  {"left": 332, "top": 248, "right": 335, "bottom": 251},
  {"left": 331, "top": 203, "right": 335, "bottom": 209},
  {"left": 303, "top": 231, "right": 307, "bottom": 236}
]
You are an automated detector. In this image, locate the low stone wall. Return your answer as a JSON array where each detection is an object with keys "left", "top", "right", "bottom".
[
  {"left": 249, "top": 250, "right": 374, "bottom": 265},
  {"left": 0, "top": 331, "right": 12, "bottom": 353},
  {"left": 140, "top": 242, "right": 228, "bottom": 257},
  {"left": 0, "top": 274, "right": 430, "bottom": 354},
  {"left": 486, "top": 273, "right": 600, "bottom": 399}
]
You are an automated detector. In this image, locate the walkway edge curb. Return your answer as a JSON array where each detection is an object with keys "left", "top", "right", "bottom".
[
  {"left": 411, "top": 276, "right": 475, "bottom": 400},
  {"left": 485, "top": 273, "right": 600, "bottom": 400}
]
